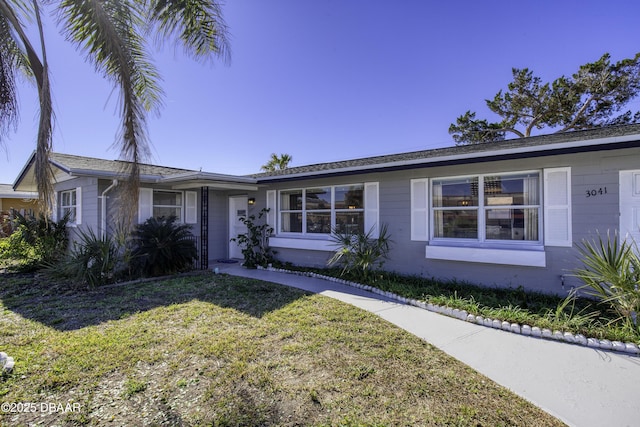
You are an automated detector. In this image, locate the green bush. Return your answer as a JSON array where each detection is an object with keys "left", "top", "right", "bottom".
[
  {"left": 2, "top": 211, "right": 70, "bottom": 271},
  {"left": 130, "top": 216, "right": 197, "bottom": 277},
  {"left": 575, "top": 232, "right": 640, "bottom": 327},
  {"left": 327, "top": 223, "right": 392, "bottom": 282},
  {"left": 231, "top": 208, "right": 276, "bottom": 269},
  {"left": 46, "top": 228, "right": 121, "bottom": 288}
]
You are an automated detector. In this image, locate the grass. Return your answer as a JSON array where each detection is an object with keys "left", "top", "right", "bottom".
[
  {"left": 0, "top": 271, "right": 564, "bottom": 426},
  {"left": 285, "top": 266, "right": 640, "bottom": 345}
]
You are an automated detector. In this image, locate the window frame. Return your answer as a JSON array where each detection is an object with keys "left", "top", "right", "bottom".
[
  {"left": 430, "top": 170, "right": 543, "bottom": 248},
  {"left": 152, "top": 190, "right": 184, "bottom": 222},
  {"left": 138, "top": 188, "right": 197, "bottom": 225},
  {"left": 59, "top": 188, "right": 80, "bottom": 225},
  {"left": 276, "top": 184, "right": 365, "bottom": 237}
]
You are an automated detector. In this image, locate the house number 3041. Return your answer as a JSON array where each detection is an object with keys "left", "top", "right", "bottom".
[{"left": 585, "top": 187, "right": 607, "bottom": 197}]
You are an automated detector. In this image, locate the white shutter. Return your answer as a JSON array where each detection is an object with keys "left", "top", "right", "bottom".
[
  {"left": 138, "top": 188, "right": 153, "bottom": 223},
  {"left": 51, "top": 192, "right": 58, "bottom": 222},
  {"left": 364, "top": 182, "right": 379, "bottom": 238},
  {"left": 185, "top": 191, "right": 197, "bottom": 224},
  {"left": 411, "top": 178, "right": 429, "bottom": 241},
  {"left": 544, "top": 167, "right": 572, "bottom": 247},
  {"left": 266, "top": 190, "right": 276, "bottom": 233},
  {"left": 75, "top": 187, "right": 82, "bottom": 225}
]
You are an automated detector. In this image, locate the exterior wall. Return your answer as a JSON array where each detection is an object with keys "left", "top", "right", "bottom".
[
  {"left": 208, "top": 190, "right": 229, "bottom": 261},
  {"left": 257, "top": 146, "right": 640, "bottom": 295},
  {"left": 0, "top": 198, "right": 39, "bottom": 216},
  {"left": 54, "top": 176, "right": 99, "bottom": 242}
]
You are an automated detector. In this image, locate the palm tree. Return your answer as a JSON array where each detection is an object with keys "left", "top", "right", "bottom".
[
  {"left": 0, "top": 0, "right": 230, "bottom": 220},
  {"left": 261, "top": 153, "right": 292, "bottom": 172}
]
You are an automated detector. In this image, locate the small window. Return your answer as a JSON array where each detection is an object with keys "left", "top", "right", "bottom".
[
  {"left": 60, "top": 189, "right": 78, "bottom": 224},
  {"left": 153, "top": 190, "right": 183, "bottom": 221}
]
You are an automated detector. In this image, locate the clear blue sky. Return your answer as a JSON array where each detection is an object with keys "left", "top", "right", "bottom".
[{"left": 1, "top": 0, "right": 639, "bottom": 184}]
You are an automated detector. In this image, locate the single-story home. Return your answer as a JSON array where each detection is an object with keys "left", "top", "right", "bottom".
[{"left": 12, "top": 124, "right": 640, "bottom": 294}]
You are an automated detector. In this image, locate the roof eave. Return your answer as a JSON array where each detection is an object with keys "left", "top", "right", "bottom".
[{"left": 256, "top": 133, "right": 640, "bottom": 182}]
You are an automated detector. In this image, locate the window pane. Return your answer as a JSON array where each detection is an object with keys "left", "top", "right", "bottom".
[
  {"left": 335, "top": 212, "right": 364, "bottom": 234},
  {"left": 63, "top": 207, "right": 76, "bottom": 222},
  {"left": 306, "top": 188, "right": 331, "bottom": 210},
  {"left": 335, "top": 185, "right": 363, "bottom": 209},
  {"left": 433, "top": 210, "right": 478, "bottom": 238},
  {"left": 154, "top": 191, "right": 182, "bottom": 206},
  {"left": 154, "top": 207, "right": 181, "bottom": 219},
  {"left": 281, "top": 190, "right": 302, "bottom": 210},
  {"left": 433, "top": 177, "right": 478, "bottom": 207},
  {"left": 486, "top": 208, "right": 539, "bottom": 241},
  {"left": 281, "top": 212, "right": 302, "bottom": 232},
  {"left": 306, "top": 212, "right": 331, "bottom": 233},
  {"left": 61, "top": 191, "right": 71, "bottom": 206},
  {"left": 484, "top": 174, "right": 539, "bottom": 206}
]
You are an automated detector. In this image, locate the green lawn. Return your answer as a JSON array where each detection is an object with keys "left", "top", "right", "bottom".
[{"left": 0, "top": 272, "right": 564, "bottom": 426}]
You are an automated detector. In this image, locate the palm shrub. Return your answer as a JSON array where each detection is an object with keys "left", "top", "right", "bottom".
[
  {"left": 327, "top": 223, "right": 392, "bottom": 282},
  {"left": 574, "top": 231, "right": 640, "bottom": 327},
  {"left": 231, "top": 208, "right": 276, "bottom": 268},
  {"left": 46, "top": 228, "right": 120, "bottom": 288},
  {"left": 130, "top": 216, "right": 198, "bottom": 277}
]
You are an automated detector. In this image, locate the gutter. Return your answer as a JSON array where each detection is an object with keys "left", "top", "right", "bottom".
[
  {"left": 255, "top": 133, "right": 640, "bottom": 182},
  {"left": 99, "top": 179, "right": 118, "bottom": 239}
]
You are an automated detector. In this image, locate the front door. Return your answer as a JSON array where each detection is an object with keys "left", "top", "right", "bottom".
[
  {"left": 229, "top": 196, "right": 248, "bottom": 259},
  {"left": 620, "top": 170, "right": 640, "bottom": 245}
]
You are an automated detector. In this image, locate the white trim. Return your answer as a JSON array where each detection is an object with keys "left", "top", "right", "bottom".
[
  {"left": 411, "top": 178, "right": 429, "bottom": 241},
  {"left": 185, "top": 191, "right": 197, "bottom": 224},
  {"left": 364, "top": 182, "right": 379, "bottom": 238},
  {"left": 425, "top": 245, "right": 546, "bottom": 267},
  {"left": 269, "top": 237, "right": 334, "bottom": 251},
  {"left": 543, "top": 167, "right": 572, "bottom": 247},
  {"left": 229, "top": 196, "right": 249, "bottom": 259},
  {"left": 256, "top": 133, "right": 639, "bottom": 182},
  {"left": 138, "top": 188, "right": 153, "bottom": 223},
  {"left": 75, "top": 187, "right": 82, "bottom": 225}
]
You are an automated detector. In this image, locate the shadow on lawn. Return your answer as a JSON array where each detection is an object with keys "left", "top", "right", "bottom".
[{"left": 0, "top": 271, "right": 310, "bottom": 331}]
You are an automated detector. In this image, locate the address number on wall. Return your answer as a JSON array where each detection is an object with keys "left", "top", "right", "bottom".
[{"left": 585, "top": 187, "right": 607, "bottom": 198}]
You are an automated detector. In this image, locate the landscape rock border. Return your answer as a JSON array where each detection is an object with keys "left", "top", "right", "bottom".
[{"left": 258, "top": 266, "right": 640, "bottom": 357}]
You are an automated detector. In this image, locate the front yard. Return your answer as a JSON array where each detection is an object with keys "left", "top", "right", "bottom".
[{"left": 0, "top": 271, "right": 563, "bottom": 426}]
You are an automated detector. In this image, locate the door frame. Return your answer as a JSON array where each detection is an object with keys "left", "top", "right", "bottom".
[{"left": 229, "top": 196, "right": 248, "bottom": 259}]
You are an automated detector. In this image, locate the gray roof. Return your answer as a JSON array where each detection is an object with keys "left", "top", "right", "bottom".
[
  {"left": 252, "top": 124, "right": 640, "bottom": 181},
  {"left": 48, "top": 152, "right": 198, "bottom": 178}
]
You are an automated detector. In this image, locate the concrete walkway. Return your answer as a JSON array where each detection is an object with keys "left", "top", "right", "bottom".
[{"left": 215, "top": 262, "right": 640, "bottom": 427}]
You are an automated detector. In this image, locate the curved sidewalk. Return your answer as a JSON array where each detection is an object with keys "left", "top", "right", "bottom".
[{"left": 217, "top": 263, "right": 640, "bottom": 427}]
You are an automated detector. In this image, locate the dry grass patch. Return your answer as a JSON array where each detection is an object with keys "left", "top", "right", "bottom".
[{"left": 0, "top": 272, "right": 564, "bottom": 426}]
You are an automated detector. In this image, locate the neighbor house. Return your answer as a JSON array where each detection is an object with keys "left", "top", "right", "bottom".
[
  {"left": 12, "top": 124, "right": 640, "bottom": 294},
  {"left": 0, "top": 183, "right": 38, "bottom": 236}
]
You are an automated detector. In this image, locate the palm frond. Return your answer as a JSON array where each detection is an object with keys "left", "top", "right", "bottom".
[
  {"left": 57, "top": 0, "right": 163, "bottom": 223},
  {"left": 148, "top": 0, "right": 230, "bottom": 62}
]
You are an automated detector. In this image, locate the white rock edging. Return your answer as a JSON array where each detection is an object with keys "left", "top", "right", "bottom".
[{"left": 256, "top": 266, "right": 640, "bottom": 356}]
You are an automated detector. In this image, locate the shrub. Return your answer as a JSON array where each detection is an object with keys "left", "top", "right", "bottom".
[
  {"left": 130, "top": 216, "right": 197, "bottom": 277},
  {"left": 574, "top": 232, "right": 640, "bottom": 327},
  {"left": 231, "top": 208, "right": 276, "bottom": 269},
  {"left": 4, "top": 211, "right": 70, "bottom": 270},
  {"left": 46, "top": 228, "right": 121, "bottom": 288},
  {"left": 327, "top": 223, "right": 392, "bottom": 282}
]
